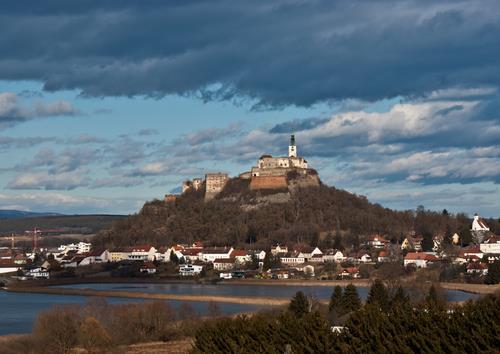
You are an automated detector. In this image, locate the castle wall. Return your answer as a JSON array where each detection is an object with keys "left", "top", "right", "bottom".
[
  {"left": 250, "top": 176, "right": 288, "bottom": 190},
  {"left": 205, "top": 173, "right": 229, "bottom": 200}
]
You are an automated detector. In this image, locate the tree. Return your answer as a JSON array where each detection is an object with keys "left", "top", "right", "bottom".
[
  {"left": 78, "top": 317, "right": 112, "bottom": 352},
  {"left": 367, "top": 279, "right": 390, "bottom": 312},
  {"left": 263, "top": 251, "right": 280, "bottom": 271},
  {"left": 485, "top": 260, "right": 500, "bottom": 284},
  {"left": 289, "top": 291, "right": 310, "bottom": 317},
  {"left": 391, "top": 286, "right": 409, "bottom": 306},
  {"left": 342, "top": 284, "right": 361, "bottom": 313},
  {"left": 329, "top": 285, "right": 343, "bottom": 313},
  {"left": 169, "top": 250, "right": 179, "bottom": 264}
]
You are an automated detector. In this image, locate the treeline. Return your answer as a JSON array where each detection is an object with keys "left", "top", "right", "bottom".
[
  {"left": 193, "top": 284, "right": 500, "bottom": 353},
  {"left": 95, "top": 181, "right": 498, "bottom": 249},
  {"left": 3, "top": 299, "right": 216, "bottom": 354}
]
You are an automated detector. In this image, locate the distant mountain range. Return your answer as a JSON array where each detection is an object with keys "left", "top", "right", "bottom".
[{"left": 0, "top": 210, "right": 64, "bottom": 219}]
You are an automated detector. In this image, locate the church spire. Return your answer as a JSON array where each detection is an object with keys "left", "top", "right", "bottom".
[{"left": 289, "top": 134, "right": 297, "bottom": 157}]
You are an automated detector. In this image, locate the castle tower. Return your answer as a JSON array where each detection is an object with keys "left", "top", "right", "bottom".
[{"left": 288, "top": 134, "right": 297, "bottom": 158}]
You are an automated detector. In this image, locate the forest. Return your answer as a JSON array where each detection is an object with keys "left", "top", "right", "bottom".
[
  {"left": 193, "top": 283, "right": 500, "bottom": 353},
  {"left": 94, "top": 179, "right": 500, "bottom": 250}
]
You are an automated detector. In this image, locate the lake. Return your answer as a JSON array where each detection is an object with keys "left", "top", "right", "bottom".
[
  {"left": 0, "top": 282, "right": 479, "bottom": 335},
  {"left": 56, "top": 282, "right": 479, "bottom": 302}
]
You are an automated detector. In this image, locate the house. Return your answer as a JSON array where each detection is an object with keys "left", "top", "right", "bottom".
[
  {"left": 79, "top": 249, "right": 110, "bottom": 266},
  {"left": 200, "top": 247, "right": 234, "bottom": 263},
  {"left": 359, "top": 253, "right": 372, "bottom": 263},
  {"left": 179, "top": 264, "right": 203, "bottom": 276},
  {"left": 26, "top": 267, "right": 50, "bottom": 279},
  {"left": 128, "top": 245, "right": 158, "bottom": 261},
  {"left": 459, "top": 245, "right": 484, "bottom": 260},
  {"left": 309, "top": 254, "right": 325, "bottom": 263},
  {"left": 466, "top": 262, "right": 488, "bottom": 276},
  {"left": 401, "top": 234, "right": 424, "bottom": 251},
  {"left": 178, "top": 248, "right": 202, "bottom": 263},
  {"left": 140, "top": 262, "right": 157, "bottom": 274},
  {"left": 339, "top": 267, "right": 360, "bottom": 279},
  {"left": 280, "top": 252, "right": 305, "bottom": 265},
  {"left": 109, "top": 248, "right": 131, "bottom": 262},
  {"left": 296, "top": 246, "right": 323, "bottom": 260},
  {"left": 404, "top": 252, "right": 439, "bottom": 268},
  {"left": 432, "top": 234, "right": 444, "bottom": 252},
  {"left": 249, "top": 250, "right": 266, "bottom": 260},
  {"left": 13, "top": 254, "right": 27, "bottom": 265},
  {"left": 480, "top": 235, "right": 500, "bottom": 254},
  {"left": 323, "top": 250, "right": 344, "bottom": 263},
  {"left": 471, "top": 213, "right": 490, "bottom": 244},
  {"left": 367, "top": 235, "right": 389, "bottom": 249},
  {"left": 57, "top": 242, "right": 91, "bottom": 254},
  {"left": 271, "top": 245, "right": 288, "bottom": 256},
  {"left": 231, "top": 249, "right": 251, "bottom": 264},
  {"left": 213, "top": 258, "right": 235, "bottom": 271},
  {"left": 471, "top": 213, "right": 489, "bottom": 231},
  {"left": 377, "top": 251, "right": 389, "bottom": 263},
  {"left": 0, "top": 259, "right": 19, "bottom": 274},
  {"left": 452, "top": 233, "right": 460, "bottom": 245}
]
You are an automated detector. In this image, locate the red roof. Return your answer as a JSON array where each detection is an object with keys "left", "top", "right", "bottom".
[
  {"left": 131, "top": 245, "right": 153, "bottom": 252},
  {"left": 483, "top": 235, "right": 500, "bottom": 244},
  {"left": 140, "top": 262, "right": 157, "bottom": 269},
  {"left": 378, "top": 251, "right": 388, "bottom": 257},
  {"left": 231, "top": 249, "right": 248, "bottom": 257},
  {"left": 180, "top": 248, "right": 201, "bottom": 256},
  {"left": 405, "top": 252, "right": 438, "bottom": 261},
  {"left": 467, "top": 262, "right": 488, "bottom": 270},
  {"left": 341, "top": 267, "right": 359, "bottom": 274}
]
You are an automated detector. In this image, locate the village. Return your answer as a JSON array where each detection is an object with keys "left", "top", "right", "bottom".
[{"left": 0, "top": 212, "right": 498, "bottom": 285}]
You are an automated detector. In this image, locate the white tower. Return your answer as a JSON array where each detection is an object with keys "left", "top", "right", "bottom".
[{"left": 288, "top": 134, "right": 297, "bottom": 158}]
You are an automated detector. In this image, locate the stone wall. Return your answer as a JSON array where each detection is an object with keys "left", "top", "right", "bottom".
[{"left": 250, "top": 176, "right": 288, "bottom": 190}]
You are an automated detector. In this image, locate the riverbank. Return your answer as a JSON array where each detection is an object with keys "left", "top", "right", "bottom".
[
  {"left": 224, "top": 278, "right": 499, "bottom": 295},
  {"left": 7, "top": 286, "right": 292, "bottom": 306}
]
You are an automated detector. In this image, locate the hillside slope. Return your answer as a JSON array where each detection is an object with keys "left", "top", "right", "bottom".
[{"left": 95, "top": 176, "right": 485, "bottom": 250}]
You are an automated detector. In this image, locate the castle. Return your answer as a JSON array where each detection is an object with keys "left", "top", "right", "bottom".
[{"left": 178, "top": 134, "right": 313, "bottom": 200}]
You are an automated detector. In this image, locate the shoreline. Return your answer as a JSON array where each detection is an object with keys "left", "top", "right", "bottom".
[{"left": 6, "top": 286, "right": 292, "bottom": 306}]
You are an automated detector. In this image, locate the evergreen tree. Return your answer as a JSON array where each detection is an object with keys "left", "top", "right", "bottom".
[
  {"left": 391, "top": 286, "right": 409, "bottom": 306},
  {"left": 485, "top": 260, "right": 500, "bottom": 284},
  {"left": 342, "top": 284, "right": 361, "bottom": 313},
  {"left": 329, "top": 285, "right": 343, "bottom": 313},
  {"left": 289, "top": 291, "right": 310, "bottom": 317},
  {"left": 169, "top": 250, "right": 179, "bottom": 264},
  {"left": 366, "top": 279, "right": 390, "bottom": 312}
]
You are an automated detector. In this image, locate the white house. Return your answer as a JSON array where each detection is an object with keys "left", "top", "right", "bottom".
[
  {"left": 404, "top": 252, "right": 438, "bottom": 268},
  {"left": 231, "top": 250, "right": 252, "bottom": 264},
  {"left": 213, "top": 258, "right": 235, "bottom": 271},
  {"left": 200, "top": 247, "right": 234, "bottom": 263},
  {"left": 323, "top": 250, "right": 345, "bottom": 263},
  {"left": 179, "top": 264, "right": 203, "bottom": 276},
  {"left": 296, "top": 246, "right": 323, "bottom": 260},
  {"left": 26, "top": 267, "right": 50, "bottom": 279},
  {"left": 359, "top": 253, "right": 372, "bottom": 263},
  {"left": 280, "top": 253, "right": 305, "bottom": 265},
  {"left": 271, "top": 245, "right": 288, "bottom": 256},
  {"left": 79, "top": 249, "right": 110, "bottom": 266},
  {"left": 57, "top": 242, "right": 91, "bottom": 254},
  {"left": 480, "top": 235, "right": 500, "bottom": 254},
  {"left": 128, "top": 245, "right": 158, "bottom": 261},
  {"left": 471, "top": 214, "right": 489, "bottom": 231},
  {"left": 367, "top": 235, "right": 389, "bottom": 249}
]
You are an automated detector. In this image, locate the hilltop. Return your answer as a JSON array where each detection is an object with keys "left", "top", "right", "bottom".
[
  {"left": 94, "top": 135, "right": 498, "bottom": 249},
  {"left": 94, "top": 172, "right": 486, "bottom": 250}
]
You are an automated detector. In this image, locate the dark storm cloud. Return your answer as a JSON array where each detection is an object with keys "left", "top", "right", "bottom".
[
  {"left": 269, "top": 118, "right": 329, "bottom": 133},
  {"left": 0, "top": 1, "right": 499, "bottom": 106}
]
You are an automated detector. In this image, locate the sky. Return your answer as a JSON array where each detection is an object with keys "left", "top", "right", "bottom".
[{"left": 0, "top": 0, "right": 499, "bottom": 216}]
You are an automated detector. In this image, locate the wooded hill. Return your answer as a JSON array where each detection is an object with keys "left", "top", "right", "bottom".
[{"left": 94, "top": 175, "right": 500, "bottom": 250}]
